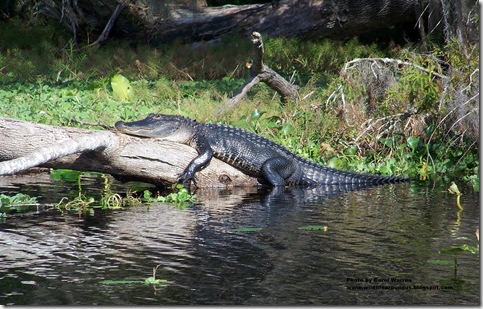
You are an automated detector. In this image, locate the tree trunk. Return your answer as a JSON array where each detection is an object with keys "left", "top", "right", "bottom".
[
  {"left": 34, "top": 0, "right": 419, "bottom": 44},
  {"left": 0, "top": 118, "right": 258, "bottom": 188}
]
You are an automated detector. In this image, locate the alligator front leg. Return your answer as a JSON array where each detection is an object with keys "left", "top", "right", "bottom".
[
  {"left": 261, "top": 157, "right": 297, "bottom": 186},
  {"left": 177, "top": 137, "right": 213, "bottom": 188}
]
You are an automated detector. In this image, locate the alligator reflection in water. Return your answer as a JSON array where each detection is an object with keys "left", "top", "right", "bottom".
[
  {"left": 194, "top": 183, "right": 383, "bottom": 231},
  {"left": 0, "top": 180, "right": 479, "bottom": 305}
]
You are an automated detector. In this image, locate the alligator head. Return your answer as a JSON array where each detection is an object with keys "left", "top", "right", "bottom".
[{"left": 115, "top": 113, "right": 196, "bottom": 143}]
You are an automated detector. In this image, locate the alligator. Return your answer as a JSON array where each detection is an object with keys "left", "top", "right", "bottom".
[{"left": 115, "top": 114, "right": 409, "bottom": 187}]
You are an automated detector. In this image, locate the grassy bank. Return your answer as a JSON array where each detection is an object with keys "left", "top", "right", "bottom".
[{"left": 0, "top": 18, "right": 479, "bottom": 191}]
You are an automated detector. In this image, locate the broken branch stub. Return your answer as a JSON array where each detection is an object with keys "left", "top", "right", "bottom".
[{"left": 222, "top": 31, "right": 298, "bottom": 111}]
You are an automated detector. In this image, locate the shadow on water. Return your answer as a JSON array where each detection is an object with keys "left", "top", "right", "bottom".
[{"left": 0, "top": 172, "right": 480, "bottom": 305}]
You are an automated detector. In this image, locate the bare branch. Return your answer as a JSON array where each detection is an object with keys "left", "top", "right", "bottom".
[
  {"left": 222, "top": 75, "right": 261, "bottom": 111},
  {"left": 427, "top": 92, "right": 478, "bottom": 145},
  {"left": 343, "top": 57, "right": 449, "bottom": 80},
  {"left": 70, "top": 117, "right": 111, "bottom": 129},
  {"left": 88, "top": 3, "right": 127, "bottom": 48},
  {"left": 325, "top": 84, "right": 342, "bottom": 108},
  {"left": 222, "top": 31, "right": 297, "bottom": 111}
]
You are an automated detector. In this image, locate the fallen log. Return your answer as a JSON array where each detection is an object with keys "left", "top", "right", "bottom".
[
  {"left": 34, "top": 0, "right": 419, "bottom": 45},
  {"left": 0, "top": 117, "right": 258, "bottom": 188},
  {"left": 141, "top": 0, "right": 419, "bottom": 44}
]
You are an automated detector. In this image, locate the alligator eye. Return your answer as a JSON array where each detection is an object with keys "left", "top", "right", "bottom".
[{"left": 152, "top": 114, "right": 162, "bottom": 120}]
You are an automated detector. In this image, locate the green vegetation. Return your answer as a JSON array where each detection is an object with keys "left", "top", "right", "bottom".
[
  {"left": 143, "top": 184, "right": 197, "bottom": 208},
  {"left": 54, "top": 171, "right": 129, "bottom": 215},
  {"left": 52, "top": 170, "right": 195, "bottom": 216},
  {"left": 232, "top": 227, "right": 264, "bottom": 232},
  {"left": 427, "top": 242, "right": 479, "bottom": 285},
  {"left": 100, "top": 264, "right": 168, "bottom": 287},
  {"left": 426, "top": 181, "right": 479, "bottom": 286},
  {"left": 0, "top": 193, "right": 38, "bottom": 217},
  {"left": 0, "top": 16, "right": 479, "bottom": 192},
  {"left": 297, "top": 225, "right": 329, "bottom": 231}
]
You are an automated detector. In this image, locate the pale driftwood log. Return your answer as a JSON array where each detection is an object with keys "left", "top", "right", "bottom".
[
  {"left": 0, "top": 118, "right": 258, "bottom": 188},
  {"left": 222, "top": 31, "right": 298, "bottom": 112}
]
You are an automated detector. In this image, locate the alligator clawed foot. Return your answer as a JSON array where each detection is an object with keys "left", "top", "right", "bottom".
[{"left": 177, "top": 174, "right": 196, "bottom": 193}]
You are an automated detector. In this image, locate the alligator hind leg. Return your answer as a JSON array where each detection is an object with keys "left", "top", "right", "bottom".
[{"left": 261, "top": 157, "right": 296, "bottom": 186}]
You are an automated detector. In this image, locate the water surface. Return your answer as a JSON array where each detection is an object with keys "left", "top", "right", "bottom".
[{"left": 0, "top": 173, "right": 479, "bottom": 305}]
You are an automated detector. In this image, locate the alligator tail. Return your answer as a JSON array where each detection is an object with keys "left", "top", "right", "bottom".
[
  {"left": 302, "top": 163, "right": 410, "bottom": 185},
  {"left": 326, "top": 168, "right": 410, "bottom": 185}
]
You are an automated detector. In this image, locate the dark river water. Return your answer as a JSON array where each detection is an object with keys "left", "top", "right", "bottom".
[{"left": 0, "top": 172, "right": 480, "bottom": 305}]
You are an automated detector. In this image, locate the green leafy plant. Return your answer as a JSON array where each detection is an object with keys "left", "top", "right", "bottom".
[
  {"left": 55, "top": 194, "right": 96, "bottom": 216},
  {"left": 427, "top": 225, "right": 479, "bottom": 285},
  {"left": 428, "top": 244, "right": 478, "bottom": 280},
  {"left": 54, "top": 172, "right": 143, "bottom": 215},
  {"left": 110, "top": 74, "right": 132, "bottom": 101},
  {"left": 0, "top": 193, "right": 38, "bottom": 217},
  {"left": 143, "top": 184, "right": 196, "bottom": 208},
  {"left": 100, "top": 264, "right": 167, "bottom": 287},
  {"left": 144, "top": 264, "right": 167, "bottom": 286},
  {"left": 54, "top": 170, "right": 98, "bottom": 215}
]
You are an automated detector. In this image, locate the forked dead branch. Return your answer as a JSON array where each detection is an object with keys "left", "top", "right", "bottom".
[{"left": 221, "top": 31, "right": 298, "bottom": 112}]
